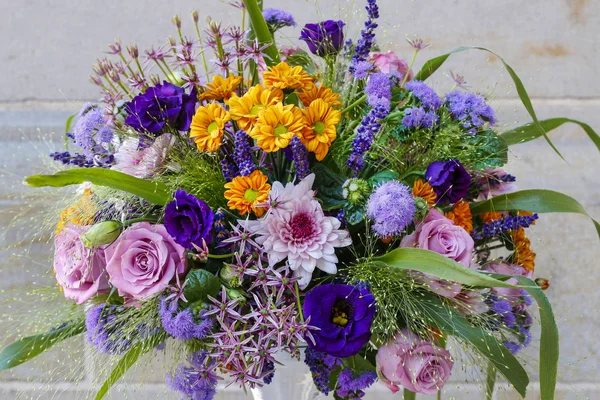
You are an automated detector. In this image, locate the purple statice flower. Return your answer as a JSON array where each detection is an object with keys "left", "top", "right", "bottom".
[
  {"left": 304, "top": 347, "right": 342, "bottom": 395},
  {"left": 50, "top": 151, "right": 94, "bottom": 168},
  {"left": 85, "top": 304, "right": 132, "bottom": 355},
  {"left": 477, "top": 213, "right": 539, "bottom": 238},
  {"left": 158, "top": 297, "right": 213, "bottom": 341},
  {"left": 300, "top": 20, "right": 346, "bottom": 57},
  {"left": 402, "top": 106, "right": 439, "bottom": 129},
  {"left": 347, "top": 105, "right": 389, "bottom": 172},
  {"left": 167, "top": 350, "right": 220, "bottom": 400},
  {"left": 213, "top": 208, "right": 230, "bottom": 252},
  {"left": 164, "top": 190, "right": 214, "bottom": 249},
  {"left": 290, "top": 136, "right": 310, "bottom": 180},
  {"left": 263, "top": 8, "right": 296, "bottom": 31},
  {"left": 261, "top": 360, "right": 275, "bottom": 385},
  {"left": 124, "top": 81, "right": 197, "bottom": 134},
  {"left": 350, "top": 0, "right": 379, "bottom": 73},
  {"left": 233, "top": 130, "right": 256, "bottom": 176},
  {"left": 425, "top": 159, "right": 471, "bottom": 204},
  {"left": 445, "top": 90, "right": 496, "bottom": 135},
  {"left": 405, "top": 80, "right": 442, "bottom": 110},
  {"left": 366, "top": 180, "right": 416, "bottom": 238},
  {"left": 335, "top": 368, "right": 377, "bottom": 399},
  {"left": 353, "top": 60, "right": 374, "bottom": 80},
  {"left": 365, "top": 72, "right": 392, "bottom": 109},
  {"left": 220, "top": 156, "right": 239, "bottom": 182}
]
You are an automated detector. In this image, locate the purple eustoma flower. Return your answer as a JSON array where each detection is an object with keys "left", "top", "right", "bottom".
[
  {"left": 300, "top": 20, "right": 345, "bottom": 57},
  {"left": 425, "top": 159, "right": 471, "bottom": 204},
  {"left": 124, "top": 81, "right": 197, "bottom": 134},
  {"left": 303, "top": 283, "right": 375, "bottom": 358},
  {"left": 164, "top": 190, "right": 214, "bottom": 250}
]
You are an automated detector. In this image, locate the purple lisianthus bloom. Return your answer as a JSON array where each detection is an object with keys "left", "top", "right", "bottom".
[
  {"left": 300, "top": 20, "right": 345, "bottom": 57},
  {"left": 164, "top": 190, "right": 214, "bottom": 249},
  {"left": 303, "top": 283, "right": 375, "bottom": 358},
  {"left": 425, "top": 159, "right": 471, "bottom": 204},
  {"left": 124, "top": 81, "right": 197, "bottom": 134}
]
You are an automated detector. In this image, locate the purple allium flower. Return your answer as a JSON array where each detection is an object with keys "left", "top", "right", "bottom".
[
  {"left": 425, "top": 159, "right": 471, "bottom": 204},
  {"left": 303, "top": 283, "right": 375, "bottom": 357},
  {"left": 367, "top": 180, "right": 416, "bottom": 238},
  {"left": 263, "top": 8, "right": 296, "bottom": 30},
  {"left": 304, "top": 347, "right": 342, "bottom": 395},
  {"left": 124, "top": 81, "right": 197, "bottom": 134},
  {"left": 350, "top": 0, "right": 379, "bottom": 73},
  {"left": 406, "top": 36, "right": 430, "bottom": 51},
  {"left": 164, "top": 190, "right": 214, "bottom": 249},
  {"left": 365, "top": 72, "right": 392, "bottom": 109},
  {"left": 445, "top": 90, "right": 496, "bottom": 135},
  {"left": 85, "top": 304, "right": 131, "bottom": 355},
  {"left": 167, "top": 350, "right": 220, "bottom": 400},
  {"left": 233, "top": 130, "right": 256, "bottom": 176},
  {"left": 290, "top": 136, "right": 310, "bottom": 180},
  {"left": 300, "top": 20, "right": 346, "bottom": 57},
  {"left": 402, "top": 106, "right": 439, "bottom": 129},
  {"left": 335, "top": 368, "right": 377, "bottom": 399},
  {"left": 158, "top": 297, "right": 213, "bottom": 341},
  {"left": 405, "top": 80, "right": 442, "bottom": 110}
]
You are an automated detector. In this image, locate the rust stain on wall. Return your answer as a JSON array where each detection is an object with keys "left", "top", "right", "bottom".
[
  {"left": 568, "top": 0, "right": 588, "bottom": 24},
  {"left": 527, "top": 43, "right": 570, "bottom": 57}
]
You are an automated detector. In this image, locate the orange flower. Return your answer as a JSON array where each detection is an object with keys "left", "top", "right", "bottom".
[
  {"left": 481, "top": 212, "right": 503, "bottom": 223},
  {"left": 511, "top": 228, "right": 536, "bottom": 272},
  {"left": 200, "top": 75, "right": 242, "bottom": 102},
  {"left": 250, "top": 102, "right": 305, "bottom": 152},
  {"left": 412, "top": 179, "right": 436, "bottom": 207},
  {"left": 190, "top": 102, "right": 231, "bottom": 152},
  {"left": 56, "top": 189, "right": 96, "bottom": 234},
  {"left": 445, "top": 200, "right": 473, "bottom": 232},
  {"left": 262, "top": 62, "right": 314, "bottom": 91},
  {"left": 224, "top": 170, "right": 271, "bottom": 217},
  {"left": 300, "top": 99, "right": 341, "bottom": 161},
  {"left": 228, "top": 84, "right": 284, "bottom": 131},
  {"left": 298, "top": 84, "right": 342, "bottom": 108}
]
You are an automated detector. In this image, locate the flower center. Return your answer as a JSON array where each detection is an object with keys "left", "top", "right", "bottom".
[
  {"left": 312, "top": 121, "right": 326, "bottom": 135},
  {"left": 244, "top": 188, "right": 259, "bottom": 202},
  {"left": 274, "top": 124, "right": 288, "bottom": 137},
  {"left": 290, "top": 212, "right": 314, "bottom": 239},
  {"left": 207, "top": 121, "right": 219, "bottom": 135},
  {"left": 331, "top": 299, "right": 353, "bottom": 327},
  {"left": 250, "top": 104, "right": 264, "bottom": 116}
]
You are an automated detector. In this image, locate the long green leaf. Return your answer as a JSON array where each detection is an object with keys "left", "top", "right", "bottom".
[
  {"left": 373, "top": 248, "right": 520, "bottom": 289},
  {"left": 501, "top": 118, "right": 600, "bottom": 154},
  {"left": 403, "top": 389, "right": 417, "bottom": 400},
  {"left": 414, "top": 46, "right": 564, "bottom": 160},
  {"left": 419, "top": 295, "right": 529, "bottom": 397},
  {"left": 0, "top": 320, "right": 84, "bottom": 370},
  {"left": 24, "top": 168, "right": 171, "bottom": 205},
  {"left": 243, "top": 0, "right": 280, "bottom": 66},
  {"left": 470, "top": 189, "right": 600, "bottom": 239}
]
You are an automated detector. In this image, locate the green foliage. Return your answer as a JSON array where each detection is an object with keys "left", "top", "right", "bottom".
[
  {"left": 367, "top": 170, "right": 399, "bottom": 187},
  {"left": 312, "top": 163, "right": 347, "bottom": 211},
  {"left": 285, "top": 49, "right": 317, "bottom": 75},
  {"left": 463, "top": 129, "right": 508, "bottom": 170},
  {"left": 183, "top": 269, "right": 221, "bottom": 304}
]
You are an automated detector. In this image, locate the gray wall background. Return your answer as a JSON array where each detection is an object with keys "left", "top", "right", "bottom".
[{"left": 1, "top": 0, "right": 599, "bottom": 399}]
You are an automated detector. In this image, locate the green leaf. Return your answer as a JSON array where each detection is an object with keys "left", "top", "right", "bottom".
[
  {"left": 470, "top": 189, "right": 600, "bottom": 239},
  {"left": 341, "top": 354, "right": 376, "bottom": 373},
  {"left": 0, "top": 320, "right": 84, "bottom": 370},
  {"left": 373, "top": 248, "right": 520, "bottom": 289},
  {"left": 312, "top": 163, "right": 347, "bottom": 211},
  {"left": 285, "top": 50, "right": 317, "bottom": 75},
  {"left": 242, "top": 0, "right": 280, "bottom": 66},
  {"left": 403, "top": 389, "right": 417, "bottom": 400},
  {"left": 344, "top": 203, "right": 365, "bottom": 225},
  {"left": 463, "top": 129, "right": 508, "bottom": 170},
  {"left": 501, "top": 117, "right": 600, "bottom": 155},
  {"left": 367, "top": 170, "right": 399, "bottom": 187},
  {"left": 414, "top": 46, "right": 565, "bottom": 160},
  {"left": 64, "top": 113, "right": 77, "bottom": 134},
  {"left": 24, "top": 168, "right": 172, "bottom": 205},
  {"left": 183, "top": 269, "right": 221, "bottom": 304},
  {"left": 419, "top": 295, "right": 529, "bottom": 397}
]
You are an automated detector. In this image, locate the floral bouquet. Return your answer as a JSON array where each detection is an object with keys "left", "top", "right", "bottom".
[{"left": 2, "top": 0, "right": 599, "bottom": 399}]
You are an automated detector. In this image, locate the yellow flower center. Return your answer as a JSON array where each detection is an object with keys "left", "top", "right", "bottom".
[
  {"left": 250, "top": 104, "right": 264, "bottom": 116},
  {"left": 273, "top": 124, "right": 288, "bottom": 137},
  {"left": 313, "top": 121, "right": 326, "bottom": 135},
  {"left": 331, "top": 300, "right": 352, "bottom": 327},
  {"left": 244, "top": 188, "right": 259, "bottom": 202},
  {"left": 207, "top": 121, "right": 219, "bottom": 135}
]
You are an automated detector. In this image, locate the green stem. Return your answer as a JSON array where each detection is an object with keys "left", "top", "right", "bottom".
[
  {"left": 243, "top": 0, "right": 280, "bottom": 67},
  {"left": 341, "top": 94, "right": 367, "bottom": 114},
  {"left": 485, "top": 363, "right": 496, "bottom": 400},
  {"left": 400, "top": 170, "right": 426, "bottom": 180},
  {"left": 403, "top": 389, "right": 417, "bottom": 400},
  {"left": 208, "top": 253, "right": 234, "bottom": 259},
  {"left": 325, "top": 56, "right": 336, "bottom": 88},
  {"left": 119, "top": 53, "right": 136, "bottom": 77},
  {"left": 194, "top": 24, "right": 210, "bottom": 77},
  {"left": 401, "top": 50, "right": 419, "bottom": 88},
  {"left": 294, "top": 282, "right": 305, "bottom": 323}
]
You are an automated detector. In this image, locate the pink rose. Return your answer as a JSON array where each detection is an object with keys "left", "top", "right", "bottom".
[
  {"left": 105, "top": 222, "right": 188, "bottom": 300},
  {"left": 54, "top": 223, "right": 110, "bottom": 304},
  {"left": 401, "top": 209, "right": 475, "bottom": 297},
  {"left": 369, "top": 51, "right": 413, "bottom": 81},
  {"left": 484, "top": 261, "right": 532, "bottom": 305},
  {"left": 476, "top": 168, "right": 517, "bottom": 200},
  {"left": 376, "top": 329, "right": 454, "bottom": 395}
]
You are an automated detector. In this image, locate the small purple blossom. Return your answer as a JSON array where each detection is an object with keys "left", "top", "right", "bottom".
[
  {"left": 85, "top": 304, "right": 132, "bottom": 355},
  {"left": 406, "top": 36, "right": 430, "bottom": 51},
  {"left": 365, "top": 72, "right": 392, "bottom": 109},
  {"left": 263, "top": 8, "right": 296, "bottom": 31},
  {"left": 353, "top": 61, "right": 374, "bottom": 80},
  {"left": 367, "top": 180, "right": 416, "bottom": 237},
  {"left": 405, "top": 80, "right": 442, "bottom": 110},
  {"left": 476, "top": 213, "right": 539, "bottom": 238},
  {"left": 445, "top": 90, "right": 496, "bottom": 135},
  {"left": 159, "top": 297, "right": 213, "bottom": 341},
  {"left": 425, "top": 159, "right": 471, "bottom": 204},
  {"left": 335, "top": 368, "right": 377, "bottom": 399},
  {"left": 220, "top": 156, "right": 239, "bottom": 182},
  {"left": 167, "top": 350, "right": 220, "bottom": 400},
  {"left": 402, "top": 106, "right": 439, "bottom": 129},
  {"left": 350, "top": 0, "right": 379, "bottom": 73},
  {"left": 304, "top": 347, "right": 342, "bottom": 395},
  {"left": 290, "top": 136, "right": 310, "bottom": 180},
  {"left": 347, "top": 105, "right": 389, "bottom": 172},
  {"left": 233, "top": 130, "right": 256, "bottom": 176}
]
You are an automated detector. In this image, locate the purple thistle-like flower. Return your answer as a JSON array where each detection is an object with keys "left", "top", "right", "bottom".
[
  {"left": 365, "top": 72, "right": 392, "bottom": 109},
  {"left": 347, "top": 105, "right": 389, "bottom": 172},
  {"left": 402, "top": 106, "right": 439, "bottom": 129},
  {"left": 167, "top": 350, "right": 220, "bottom": 400},
  {"left": 366, "top": 180, "right": 416, "bottom": 238},
  {"left": 158, "top": 297, "right": 213, "bottom": 341},
  {"left": 350, "top": 0, "right": 379, "bottom": 73},
  {"left": 406, "top": 36, "right": 430, "bottom": 51},
  {"left": 290, "top": 136, "right": 310, "bottom": 180},
  {"left": 263, "top": 8, "right": 297, "bottom": 31},
  {"left": 233, "top": 130, "right": 256, "bottom": 176},
  {"left": 335, "top": 368, "right": 377, "bottom": 399},
  {"left": 85, "top": 304, "right": 132, "bottom": 355},
  {"left": 405, "top": 80, "right": 442, "bottom": 110},
  {"left": 445, "top": 90, "right": 497, "bottom": 135}
]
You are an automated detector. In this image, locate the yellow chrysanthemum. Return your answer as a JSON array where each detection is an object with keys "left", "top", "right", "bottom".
[
  {"left": 200, "top": 75, "right": 243, "bottom": 102},
  {"left": 190, "top": 103, "right": 231, "bottom": 152},
  {"left": 300, "top": 99, "right": 341, "bottom": 161},
  {"left": 250, "top": 102, "right": 305, "bottom": 152},
  {"left": 511, "top": 228, "right": 536, "bottom": 272},
  {"left": 228, "top": 85, "right": 284, "bottom": 132},
  {"left": 262, "top": 62, "right": 314, "bottom": 91},
  {"left": 412, "top": 179, "right": 437, "bottom": 207},
  {"left": 298, "top": 84, "right": 342, "bottom": 108},
  {"left": 224, "top": 170, "right": 271, "bottom": 217},
  {"left": 56, "top": 189, "right": 96, "bottom": 234},
  {"left": 445, "top": 200, "right": 473, "bottom": 233}
]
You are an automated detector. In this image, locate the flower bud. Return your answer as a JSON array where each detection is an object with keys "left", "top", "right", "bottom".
[
  {"left": 191, "top": 10, "right": 199, "bottom": 24},
  {"left": 413, "top": 197, "right": 429, "bottom": 220},
  {"left": 535, "top": 278, "right": 550, "bottom": 291},
  {"left": 219, "top": 264, "right": 242, "bottom": 287},
  {"left": 81, "top": 221, "right": 122, "bottom": 248},
  {"left": 172, "top": 15, "right": 182, "bottom": 29},
  {"left": 226, "top": 288, "right": 246, "bottom": 305},
  {"left": 342, "top": 178, "right": 370, "bottom": 205}
]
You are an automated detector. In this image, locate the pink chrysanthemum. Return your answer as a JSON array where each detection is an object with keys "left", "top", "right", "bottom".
[{"left": 245, "top": 174, "right": 351, "bottom": 289}]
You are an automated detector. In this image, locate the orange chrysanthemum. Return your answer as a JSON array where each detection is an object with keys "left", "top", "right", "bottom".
[
  {"left": 445, "top": 200, "right": 473, "bottom": 232},
  {"left": 56, "top": 189, "right": 96, "bottom": 234},
  {"left": 228, "top": 84, "right": 284, "bottom": 131},
  {"left": 262, "top": 62, "right": 314, "bottom": 91},
  {"left": 481, "top": 212, "right": 503, "bottom": 223},
  {"left": 412, "top": 179, "right": 436, "bottom": 207},
  {"left": 224, "top": 170, "right": 271, "bottom": 217},
  {"left": 298, "top": 84, "right": 342, "bottom": 108},
  {"left": 300, "top": 99, "right": 341, "bottom": 161},
  {"left": 250, "top": 102, "right": 305, "bottom": 152},
  {"left": 511, "top": 228, "right": 536, "bottom": 272},
  {"left": 200, "top": 75, "right": 243, "bottom": 102},
  {"left": 190, "top": 102, "right": 231, "bottom": 152}
]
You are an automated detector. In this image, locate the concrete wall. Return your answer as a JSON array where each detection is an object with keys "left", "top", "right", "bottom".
[{"left": 1, "top": 0, "right": 599, "bottom": 399}]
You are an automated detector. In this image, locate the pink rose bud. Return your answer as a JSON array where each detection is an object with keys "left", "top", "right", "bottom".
[{"left": 369, "top": 51, "right": 414, "bottom": 81}]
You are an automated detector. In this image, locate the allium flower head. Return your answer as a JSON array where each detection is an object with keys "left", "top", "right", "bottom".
[{"left": 366, "top": 180, "right": 416, "bottom": 238}]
